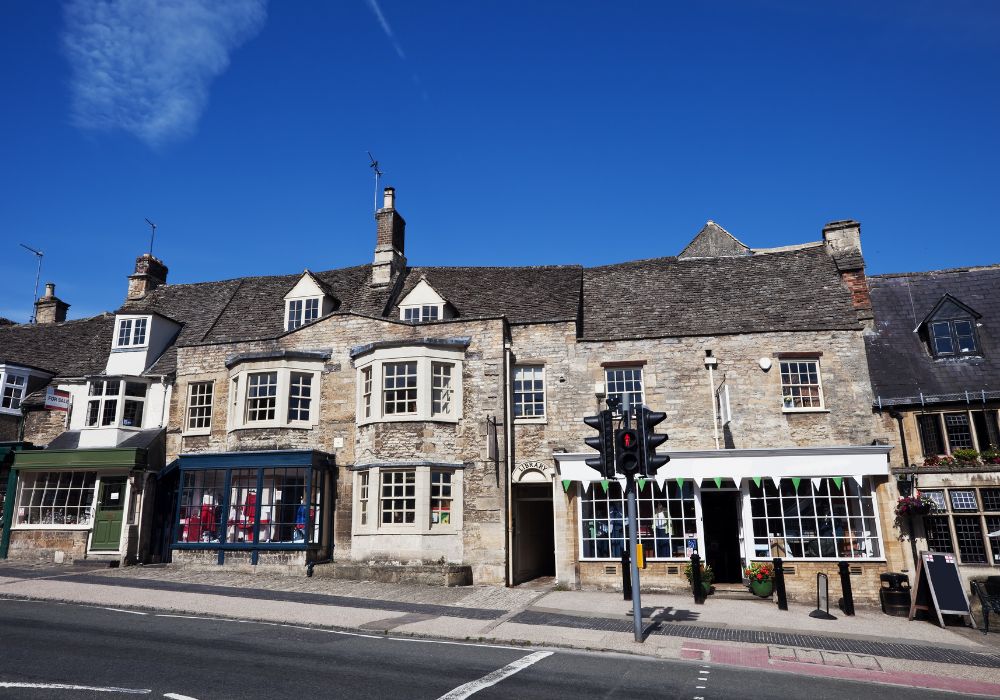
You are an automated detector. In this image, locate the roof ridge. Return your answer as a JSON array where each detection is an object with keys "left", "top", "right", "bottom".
[{"left": 871, "top": 263, "right": 1000, "bottom": 280}]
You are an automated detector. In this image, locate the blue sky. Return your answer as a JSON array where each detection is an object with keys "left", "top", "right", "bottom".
[{"left": 1, "top": 1, "right": 998, "bottom": 322}]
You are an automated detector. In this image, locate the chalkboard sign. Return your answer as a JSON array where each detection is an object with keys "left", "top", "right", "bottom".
[{"left": 908, "top": 550, "right": 973, "bottom": 628}]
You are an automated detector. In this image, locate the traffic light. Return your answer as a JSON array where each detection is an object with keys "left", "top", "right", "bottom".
[
  {"left": 638, "top": 406, "right": 669, "bottom": 476},
  {"left": 615, "top": 427, "right": 641, "bottom": 474},
  {"left": 583, "top": 410, "right": 615, "bottom": 479}
]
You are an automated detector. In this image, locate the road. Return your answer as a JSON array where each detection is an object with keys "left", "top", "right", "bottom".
[{"left": 0, "top": 599, "right": 974, "bottom": 699}]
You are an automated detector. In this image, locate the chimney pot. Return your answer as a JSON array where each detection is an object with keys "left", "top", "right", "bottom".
[
  {"left": 383, "top": 186, "right": 395, "bottom": 210},
  {"left": 44, "top": 282, "right": 55, "bottom": 298},
  {"left": 34, "top": 283, "right": 69, "bottom": 324}
]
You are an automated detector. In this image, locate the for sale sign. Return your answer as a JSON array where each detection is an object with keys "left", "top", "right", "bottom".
[{"left": 44, "top": 388, "right": 70, "bottom": 411}]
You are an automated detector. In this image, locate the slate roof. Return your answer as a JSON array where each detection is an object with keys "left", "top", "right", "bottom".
[
  {"left": 393, "top": 266, "right": 583, "bottom": 325},
  {"left": 865, "top": 265, "right": 1000, "bottom": 404},
  {"left": 581, "top": 245, "right": 860, "bottom": 340},
  {"left": 0, "top": 314, "right": 115, "bottom": 377}
]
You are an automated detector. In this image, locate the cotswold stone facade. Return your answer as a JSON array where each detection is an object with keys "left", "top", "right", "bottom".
[{"left": 2, "top": 189, "right": 905, "bottom": 602}]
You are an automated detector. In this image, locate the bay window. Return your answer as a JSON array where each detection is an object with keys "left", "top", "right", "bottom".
[
  {"left": 16, "top": 471, "right": 97, "bottom": 526},
  {"left": 84, "top": 379, "right": 147, "bottom": 428},
  {"left": 228, "top": 360, "right": 322, "bottom": 430},
  {"left": 354, "top": 464, "right": 463, "bottom": 532},
  {"left": 354, "top": 344, "right": 464, "bottom": 424}
]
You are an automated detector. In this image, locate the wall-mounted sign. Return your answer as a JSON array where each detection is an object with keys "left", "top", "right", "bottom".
[
  {"left": 513, "top": 460, "right": 552, "bottom": 483},
  {"left": 44, "top": 388, "right": 70, "bottom": 411}
]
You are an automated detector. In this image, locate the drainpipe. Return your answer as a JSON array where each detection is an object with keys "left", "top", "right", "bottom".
[
  {"left": 705, "top": 351, "right": 720, "bottom": 450},
  {"left": 503, "top": 339, "right": 515, "bottom": 587},
  {"left": 887, "top": 409, "right": 910, "bottom": 468},
  {"left": 888, "top": 409, "right": 918, "bottom": 573}
]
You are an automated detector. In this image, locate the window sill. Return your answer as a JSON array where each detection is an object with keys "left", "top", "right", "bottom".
[
  {"left": 13, "top": 524, "right": 93, "bottom": 531},
  {"left": 357, "top": 416, "right": 460, "bottom": 426},
  {"left": 514, "top": 417, "right": 548, "bottom": 425},
  {"left": 781, "top": 408, "right": 830, "bottom": 414},
  {"left": 111, "top": 346, "right": 149, "bottom": 352},
  {"left": 182, "top": 428, "right": 212, "bottom": 437},
  {"left": 229, "top": 422, "right": 316, "bottom": 432}
]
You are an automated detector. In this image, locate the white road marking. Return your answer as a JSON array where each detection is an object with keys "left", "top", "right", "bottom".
[
  {"left": 386, "top": 636, "right": 529, "bottom": 651},
  {"left": 0, "top": 681, "right": 150, "bottom": 694},
  {"left": 436, "top": 651, "right": 552, "bottom": 700},
  {"left": 102, "top": 608, "right": 148, "bottom": 615},
  {"left": 696, "top": 686, "right": 706, "bottom": 689},
  {"left": 164, "top": 694, "right": 200, "bottom": 700}
]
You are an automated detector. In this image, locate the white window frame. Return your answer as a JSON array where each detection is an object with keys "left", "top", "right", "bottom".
[
  {"left": 779, "top": 358, "right": 826, "bottom": 412},
  {"left": 227, "top": 360, "right": 321, "bottom": 431},
  {"left": 13, "top": 471, "right": 99, "bottom": 530},
  {"left": 285, "top": 297, "right": 322, "bottom": 331},
  {"left": 184, "top": 381, "right": 214, "bottom": 435},
  {"left": 401, "top": 304, "right": 442, "bottom": 323},
  {"left": 355, "top": 346, "right": 464, "bottom": 425},
  {"left": 604, "top": 366, "right": 644, "bottom": 415},
  {"left": 0, "top": 368, "right": 29, "bottom": 414},
  {"left": 513, "top": 365, "right": 546, "bottom": 422},
  {"left": 114, "top": 315, "right": 150, "bottom": 349},
  {"left": 83, "top": 378, "right": 148, "bottom": 429},
  {"left": 353, "top": 465, "right": 462, "bottom": 534}
]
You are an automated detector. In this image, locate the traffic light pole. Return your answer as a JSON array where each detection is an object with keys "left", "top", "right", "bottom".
[{"left": 622, "top": 399, "right": 643, "bottom": 643}]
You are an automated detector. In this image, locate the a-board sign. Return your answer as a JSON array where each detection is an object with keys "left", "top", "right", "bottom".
[{"left": 908, "top": 550, "right": 974, "bottom": 628}]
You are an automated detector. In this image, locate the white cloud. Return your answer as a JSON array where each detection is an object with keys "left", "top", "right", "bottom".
[
  {"left": 365, "top": 0, "right": 406, "bottom": 60},
  {"left": 62, "top": 0, "right": 268, "bottom": 148}
]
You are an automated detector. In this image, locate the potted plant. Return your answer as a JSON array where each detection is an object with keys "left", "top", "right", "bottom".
[
  {"left": 895, "top": 493, "right": 935, "bottom": 517},
  {"left": 744, "top": 561, "right": 774, "bottom": 597},
  {"left": 982, "top": 449, "right": 1000, "bottom": 465},
  {"left": 952, "top": 449, "right": 981, "bottom": 466},
  {"left": 683, "top": 561, "right": 714, "bottom": 595}
]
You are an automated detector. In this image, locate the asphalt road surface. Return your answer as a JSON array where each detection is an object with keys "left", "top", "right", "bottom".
[{"left": 0, "top": 599, "right": 973, "bottom": 699}]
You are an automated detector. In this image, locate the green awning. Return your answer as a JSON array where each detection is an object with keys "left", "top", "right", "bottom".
[{"left": 13, "top": 448, "right": 147, "bottom": 472}]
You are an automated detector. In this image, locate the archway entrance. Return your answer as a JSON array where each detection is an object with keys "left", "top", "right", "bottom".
[{"left": 512, "top": 482, "right": 555, "bottom": 584}]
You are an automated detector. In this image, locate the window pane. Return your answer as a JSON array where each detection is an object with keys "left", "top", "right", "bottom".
[
  {"left": 924, "top": 516, "right": 953, "bottom": 553},
  {"left": 513, "top": 366, "right": 545, "bottom": 418},
  {"left": 288, "top": 372, "right": 312, "bottom": 422},
  {"left": 246, "top": 372, "right": 278, "bottom": 422},
  {"left": 987, "top": 516, "right": 1000, "bottom": 565},
  {"left": 954, "top": 516, "right": 986, "bottom": 564},
  {"left": 930, "top": 321, "right": 954, "bottom": 354},
  {"left": 287, "top": 300, "right": 303, "bottom": 330},
  {"left": 944, "top": 413, "right": 973, "bottom": 450},
  {"left": 953, "top": 320, "right": 976, "bottom": 353},
  {"left": 122, "top": 399, "right": 144, "bottom": 427},
  {"left": 381, "top": 471, "right": 416, "bottom": 524},
  {"left": 431, "top": 363, "right": 453, "bottom": 417},
  {"left": 780, "top": 360, "right": 822, "bottom": 409},
  {"left": 981, "top": 488, "right": 1000, "bottom": 512},
  {"left": 605, "top": 368, "right": 643, "bottom": 414},
  {"left": 361, "top": 367, "right": 373, "bottom": 419},
  {"left": 304, "top": 298, "right": 320, "bottom": 324},
  {"left": 917, "top": 414, "right": 944, "bottom": 457},
  {"left": 117, "top": 320, "right": 132, "bottom": 346},
  {"left": 383, "top": 362, "right": 417, "bottom": 415},
  {"left": 132, "top": 318, "right": 147, "bottom": 345},
  {"left": 950, "top": 489, "right": 977, "bottom": 511},
  {"left": 187, "top": 382, "right": 214, "bottom": 430},
  {"left": 431, "top": 470, "right": 452, "bottom": 525}
]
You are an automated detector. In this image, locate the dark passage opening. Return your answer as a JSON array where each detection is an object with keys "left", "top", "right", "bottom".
[{"left": 700, "top": 490, "right": 742, "bottom": 583}]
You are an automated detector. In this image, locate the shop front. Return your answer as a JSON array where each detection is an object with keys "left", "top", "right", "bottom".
[
  {"left": 5, "top": 445, "right": 156, "bottom": 564},
  {"left": 171, "top": 450, "right": 334, "bottom": 568},
  {"left": 555, "top": 445, "right": 897, "bottom": 602}
]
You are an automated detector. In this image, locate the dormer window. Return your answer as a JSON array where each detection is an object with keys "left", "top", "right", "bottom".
[
  {"left": 287, "top": 298, "right": 320, "bottom": 331},
  {"left": 402, "top": 305, "right": 441, "bottom": 323},
  {"left": 115, "top": 316, "right": 149, "bottom": 348},
  {"left": 920, "top": 295, "right": 982, "bottom": 358},
  {"left": 930, "top": 319, "right": 978, "bottom": 356}
]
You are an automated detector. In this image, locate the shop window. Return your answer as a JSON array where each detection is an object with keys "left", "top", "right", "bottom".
[
  {"left": 779, "top": 359, "right": 824, "bottom": 410},
  {"left": 431, "top": 470, "right": 452, "bottom": 526},
  {"left": 380, "top": 471, "right": 415, "bottom": 524},
  {"left": 15, "top": 472, "right": 97, "bottom": 526},
  {"left": 748, "top": 478, "right": 880, "bottom": 559},
  {"left": 185, "top": 381, "right": 214, "bottom": 433},
  {"left": 176, "top": 465, "right": 325, "bottom": 548},
  {"left": 579, "top": 480, "right": 696, "bottom": 560},
  {"left": 920, "top": 487, "right": 1000, "bottom": 564},
  {"left": 85, "top": 379, "right": 147, "bottom": 428},
  {"left": 605, "top": 367, "right": 643, "bottom": 415},
  {"left": 513, "top": 365, "right": 546, "bottom": 420}
]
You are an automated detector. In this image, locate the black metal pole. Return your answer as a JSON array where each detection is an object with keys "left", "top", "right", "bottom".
[
  {"left": 622, "top": 547, "right": 631, "bottom": 600},
  {"left": 838, "top": 561, "right": 855, "bottom": 616},
  {"left": 773, "top": 557, "right": 788, "bottom": 611},
  {"left": 691, "top": 553, "right": 704, "bottom": 604}
]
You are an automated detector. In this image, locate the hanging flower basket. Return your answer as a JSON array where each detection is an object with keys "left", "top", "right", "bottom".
[{"left": 895, "top": 494, "right": 934, "bottom": 517}]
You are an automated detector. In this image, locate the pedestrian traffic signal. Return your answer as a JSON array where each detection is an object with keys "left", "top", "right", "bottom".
[
  {"left": 583, "top": 410, "right": 614, "bottom": 479},
  {"left": 638, "top": 406, "right": 669, "bottom": 476},
  {"left": 615, "top": 428, "right": 641, "bottom": 474}
]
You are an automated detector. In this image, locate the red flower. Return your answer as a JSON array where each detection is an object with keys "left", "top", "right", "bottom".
[{"left": 756, "top": 573, "right": 763, "bottom": 580}]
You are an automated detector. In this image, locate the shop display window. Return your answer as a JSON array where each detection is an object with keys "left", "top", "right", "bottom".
[
  {"left": 748, "top": 478, "right": 881, "bottom": 559},
  {"left": 579, "top": 480, "right": 696, "bottom": 560},
  {"left": 15, "top": 471, "right": 97, "bottom": 526},
  {"left": 174, "top": 458, "right": 329, "bottom": 552}
]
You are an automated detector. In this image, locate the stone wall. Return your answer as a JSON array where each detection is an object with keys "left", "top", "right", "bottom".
[
  {"left": 170, "top": 313, "right": 509, "bottom": 583},
  {"left": 8, "top": 529, "right": 88, "bottom": 563},
  {"left": 21, "top": 407, "right": 68, "bottom": 446}
]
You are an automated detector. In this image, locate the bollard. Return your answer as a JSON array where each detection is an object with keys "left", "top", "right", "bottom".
[
  {"left": 773, "top": 557, "right": 788, "bottom": 611},
  {"left": 838, "top": 561, "right": 855, "bottom": 616},
  {"left": 691, "top": 553, "right": 704, "bottom": 605},
  {"left": 622, "top": 549, "right": 632, "bottom": 600}
]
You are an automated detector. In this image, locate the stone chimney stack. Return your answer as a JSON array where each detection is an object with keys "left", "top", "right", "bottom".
[
  {"left": 372, "top": 186, "right": 406, "bottom": 286},
  {"left": 34, "top": 282, "right": 69, "bottom": 324},
  {"left": 822, "top": 220, "right": 873, "bottom": 326},
  {"left": 127, "top": 253, "right": 168, "bottom": 301}
]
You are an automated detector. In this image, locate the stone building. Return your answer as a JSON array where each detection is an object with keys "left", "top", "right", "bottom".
[
  {"left": 866, "top": 264, "right": 1000, "bottom": 589},
  {"left": 1, "top": 192, "right": 905, "bottom": 602}
]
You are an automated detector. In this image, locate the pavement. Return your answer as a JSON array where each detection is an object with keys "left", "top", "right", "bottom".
[{"left": 1, "top": 561, "right": 999, "bottom": 697}]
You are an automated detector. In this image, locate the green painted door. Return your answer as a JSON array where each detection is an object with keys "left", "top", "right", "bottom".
[{"left": 91, "top": 477, "right": 127, "bottom": 551}]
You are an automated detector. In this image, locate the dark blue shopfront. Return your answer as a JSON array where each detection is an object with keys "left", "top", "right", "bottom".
[{"left": 171, "top": 450, "right": 334, "bottom": 565}]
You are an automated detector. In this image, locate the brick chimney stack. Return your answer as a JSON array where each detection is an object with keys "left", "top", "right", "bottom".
[
  {"left": 34, "top": 282, "right": 69, "bottom": 324},
  {"left": 372, "top": 186, "right": 406, "bottom": 286},
  {"left": 822, "top": 220, "right": 873, "bottom": 326},
  {"left": 127, "top": 253, "right": 168, "bottom": 300}
]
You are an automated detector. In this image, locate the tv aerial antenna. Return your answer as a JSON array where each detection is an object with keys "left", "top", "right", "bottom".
[
  {"left": 367, "top": 151, "right": 383, "bottom": 214},
  {"left": 144, "top": 218, "right": 157, "bottom": 257},
  {"left": 19, "top": 243, "right": 43, "bottom": 324}
]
